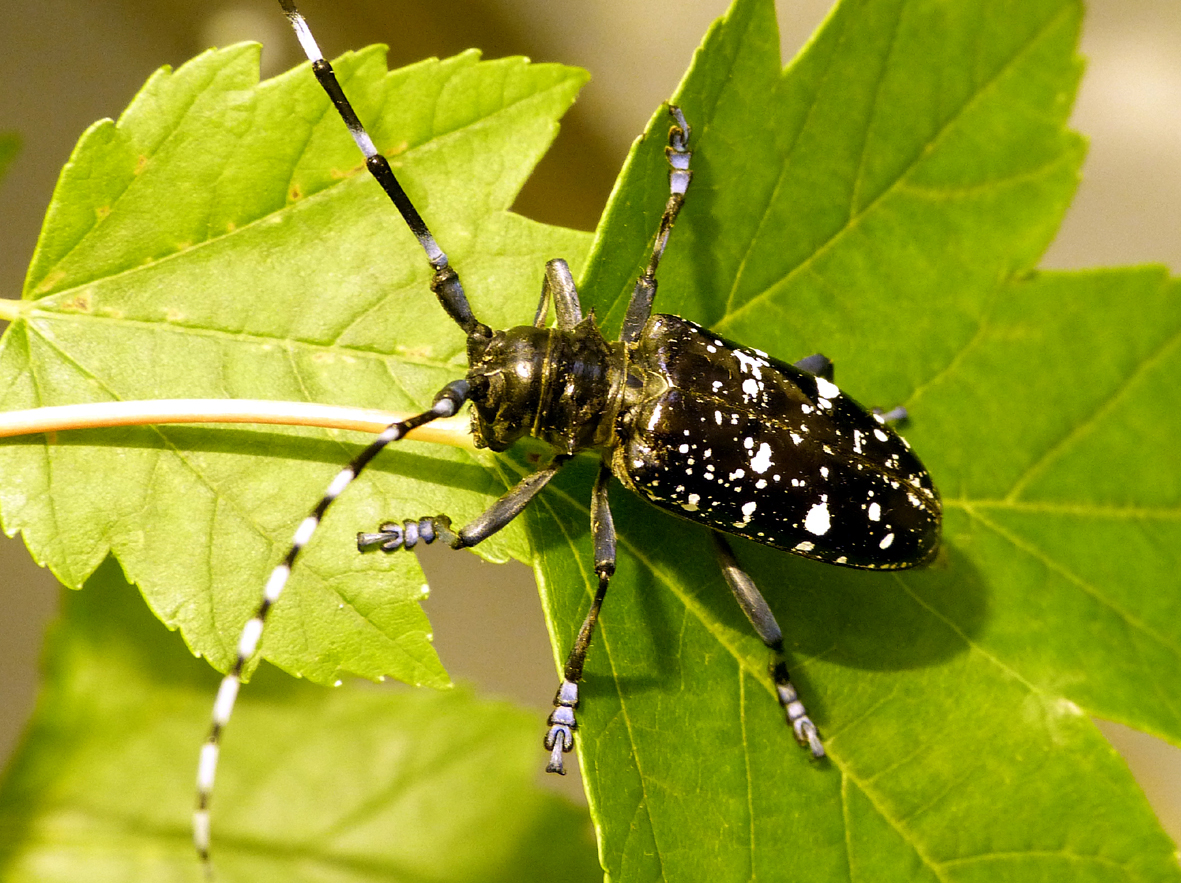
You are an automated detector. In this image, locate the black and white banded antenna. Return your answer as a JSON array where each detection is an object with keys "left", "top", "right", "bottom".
[{"left": 194, "top": 0, "right": 486, "bottom": 867}]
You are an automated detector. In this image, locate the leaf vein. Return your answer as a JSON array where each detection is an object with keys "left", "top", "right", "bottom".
[
  {"left": 1004, "top": 289, "right": 1181, "bottom": 501},
  {"left": 964, "top": 504, "right": 1181, "bottom": 665},
  {"left": 723, "top": 3, "right": 1074, "bottom": 329}
]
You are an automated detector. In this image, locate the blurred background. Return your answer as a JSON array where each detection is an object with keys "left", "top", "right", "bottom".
[{"left": 1, "top": 0, "right": 1179, "bottom": 841}]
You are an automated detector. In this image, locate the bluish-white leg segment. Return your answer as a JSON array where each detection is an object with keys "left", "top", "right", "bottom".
[
  {"left": 194, "top": 380, "right": 470, "bottom": 866},
  {"left": 712, "top": 533, "right": 825, "bottom": 758}
]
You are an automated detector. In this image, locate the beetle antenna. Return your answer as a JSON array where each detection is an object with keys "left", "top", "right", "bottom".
[
  {"left": 277, "top": 0, "right": 487, "bottom": 340},
  {"left": 193, "top": 381, "right": 471, "bottom": 869}
]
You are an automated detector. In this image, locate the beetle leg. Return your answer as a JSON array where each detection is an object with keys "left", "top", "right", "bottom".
[
  {"left": 712, "top": 533, "right": 825, "bottom": 758},
  {"left": 532, "top": 259, "right": 584, "bottom": 330},
  {"left": 621, "top": 106, "right": 693, "bottom": 343},
  {"left": 358, "top": 455, "right": 571, "bottom": 552},
  {"left": 793, "top": 352, "right": 833, "bottom": 380},
  {"left": 872, "top": 405, "right": 908, "bottom": 424},
  {"left": 544, "top": 461, "right": 615, "bottom": 774}
]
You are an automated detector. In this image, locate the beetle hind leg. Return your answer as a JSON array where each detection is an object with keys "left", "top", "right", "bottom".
[{"left": 713, "top": 533, "right": 825, "bottom": 758}]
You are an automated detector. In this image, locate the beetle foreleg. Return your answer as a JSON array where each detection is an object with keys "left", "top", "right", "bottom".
[
  {"left": 358, "top": 455, "right": 570, "bottom": 553},
  {"left": 712, "top": 533, "right": 825, "bottom": 758},
  {"left": 545, "top": 462, "right": 616, "bottom": 774}
]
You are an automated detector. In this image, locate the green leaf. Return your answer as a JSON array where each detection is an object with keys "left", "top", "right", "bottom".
[
  {"left": 0, "top": 44, "right": 590, "bottom": 685},
  {"left": 533, "top": 0, "right": 1181, "bottom": 880},
  {"left": 1, "top": 0, "right": 1180, "bottom": 879},
  {"left": 0, "top": 558, "right": 598, "bottom": 882}
]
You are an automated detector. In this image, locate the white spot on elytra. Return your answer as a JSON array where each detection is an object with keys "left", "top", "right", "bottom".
[
  {"left": 647, "top": 403, "right": 664, "bottom": 431},
  {"left": 804, "top": 501, "right": 831, "bottom": 536},
  {"left": 868, "top": 502, "right": 881, "bottom": 521},
  {"left": 742, "top": 378, "right": 759, "bottom": 398},
  {"left": 874, "top": 428, "right": 889, "bottom": 442},
  {"left": 815, "top": 376, "right": 840, "bottom": 399},
  {"left": 679, "top": 443, "right": 689, "bottom": 453},
  {"left": 880, "top": 532, "right": 895, "bottom": 549},
  {"left": 733, "top": 350, "right": 766, "bottom": 377},
  {"left": 793, "top": 541, "right": 815, "bottom": 553},
  {"left": 751, "top": 443, "right": 773, "bottom": 474}
]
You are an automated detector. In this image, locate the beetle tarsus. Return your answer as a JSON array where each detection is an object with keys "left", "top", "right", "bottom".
[
  {"left": 777, "top": 679, "right": 825, "bottom": 758},
  {"left": 357, "top": 515, "right": 450, "bottom": 552},
  {"left": 543, "top": 679, "right": 579, "bottom": 774}
]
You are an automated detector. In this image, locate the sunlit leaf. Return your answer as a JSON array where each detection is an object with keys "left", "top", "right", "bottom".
[{"left": 1, "top": 0, "right": 1179, "bottom": 879}]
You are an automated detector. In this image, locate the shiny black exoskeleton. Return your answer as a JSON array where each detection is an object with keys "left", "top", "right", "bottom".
[{"left": 465, "top": 308, "right": 938, "bottom": 569}]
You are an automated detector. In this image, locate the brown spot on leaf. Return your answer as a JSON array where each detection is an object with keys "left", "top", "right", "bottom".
[{"left": 60, "top": 291, "right": 93, "bottom": 313}]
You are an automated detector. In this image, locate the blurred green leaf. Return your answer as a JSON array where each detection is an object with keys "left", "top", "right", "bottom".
[{"left": 0, "top": 559, "right": 598, "bottom": 882}]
